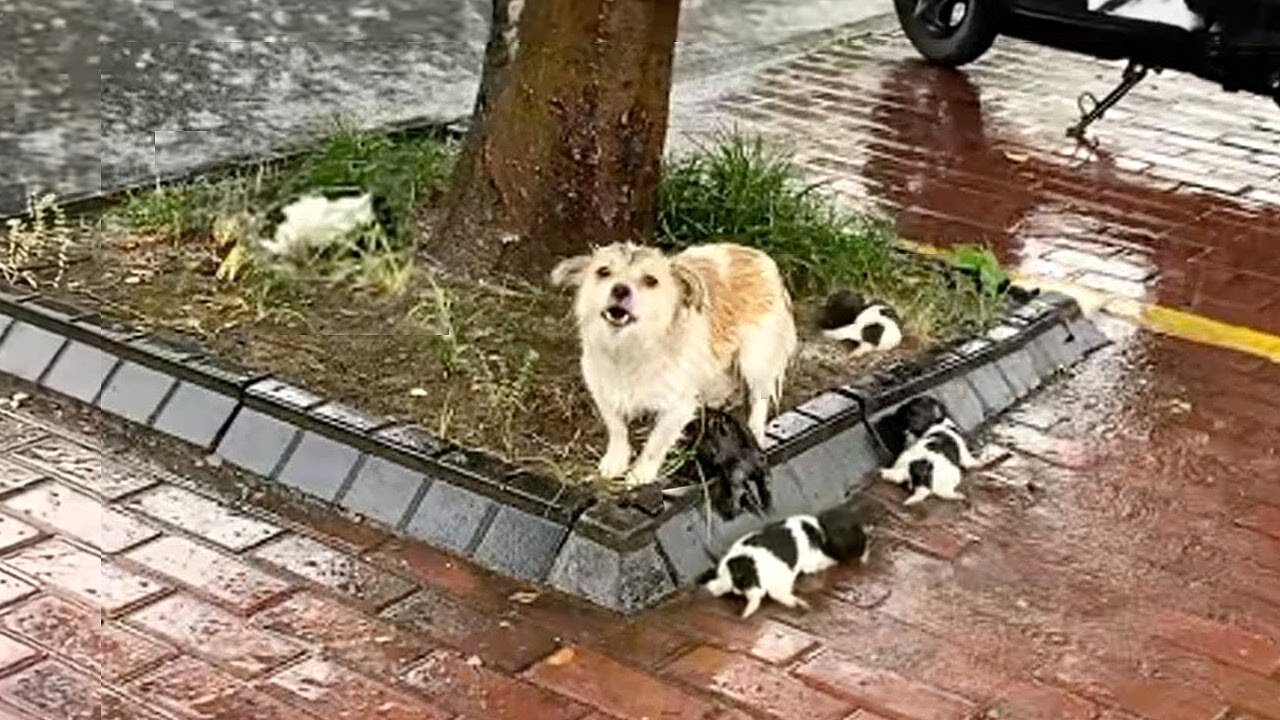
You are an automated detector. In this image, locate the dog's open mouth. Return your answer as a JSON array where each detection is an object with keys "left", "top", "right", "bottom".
[{"left": 602, "top": 305, "right": 635, "bottom": 327}]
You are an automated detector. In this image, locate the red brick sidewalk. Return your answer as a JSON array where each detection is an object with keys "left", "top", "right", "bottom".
[
  {"left": 0, "top": 28, "right": 1277, "bottom": 720},
  {"left": 0, "top": 322, "right": 1276, "bottom": 719},
  {"left": 672, "top": 29, "right": 1280, "bottom": 335}
]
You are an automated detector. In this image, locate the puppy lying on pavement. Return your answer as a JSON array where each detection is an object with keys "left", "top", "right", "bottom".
[
  {"left": 699, "top": 505, "right": 870, "bottom": 619},
  {"left": 551, "top": 242, "right": 797, "bottom": 488}
]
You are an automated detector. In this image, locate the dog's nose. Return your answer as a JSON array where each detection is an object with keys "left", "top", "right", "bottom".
[{"left": 610, "top": 283, "right": 631, "bottom": 301}]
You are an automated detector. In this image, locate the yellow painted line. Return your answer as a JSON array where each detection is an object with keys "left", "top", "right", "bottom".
[{"left": 896, "top": 239, "right": 1280, "bottom": 363}]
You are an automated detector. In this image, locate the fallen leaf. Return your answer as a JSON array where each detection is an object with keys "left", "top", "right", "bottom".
[
  {"left": 465, "top": 655, "right": 484, "bottom": 668},
  {"left": 409, "top": 387, "right": 428, "bottom": 397},
  {"left": 1003, "top": 149, "right": 1030, "bottom": 163},
  {"left": 509, "top": 590, "right": 539, "bottom": 604},
  {"left": 543, "top": 647, "right": 576, "bottom": 667}
]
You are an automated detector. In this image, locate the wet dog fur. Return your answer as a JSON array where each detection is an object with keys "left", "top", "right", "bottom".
[
  {"left": 675, "top": 408, "right": 772, "bottom": 520},
  {"left": 817, "top": 289, "right": 903, "bottom": 356},
  {"left": 880, "top": 416, "right": 980, "bottom": 505},
  {"left": 698, "top": 506, "right": 870, "bottom": 618},
  {"left": 551, "top": 242, "right": 797, "bottom": 487}
]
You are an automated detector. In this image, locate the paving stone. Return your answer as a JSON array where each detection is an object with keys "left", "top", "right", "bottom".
[
  {"left": 794, "top": 650, "right": 978, "bottom": 720},
  {"left": 0, "top": 515, "right": 40, "bottom": 553},
  {"left": 3, "top": 595, "right": 172, "bottom": 680},
  {"left": 472, "top": 506, "right": 568, "bottom": 582},
  {"left": 0, "top": 571, "right": 37, "bottom": 608},
  {"left": 127, "top": 593, "right": 304, "bottom": 678},
  {"left": 931, "top": 377, "right": 986, "bottom": 432},
  {"left": 0, "top": 459, "right": 42, "bottom": 492},
  {"left": 4, "top": 482, "right": 159, "bottom": 553},
  {"left": 150, "top": 380, "right": 239, "bottom": 448},
  {"left": 253, "top": 592, "right": 434, "bottom": 677},
  {"left": 5, "top": 539, "right": 166, "bottom": 613},
  {"left": 678, "top": 609, "right": 820, "bottom": 664},
  {"left": 134, "top": 657, "right": 315, "bottom": 720},
  {"left": 382, "top": 589, "right": 559, "bottom": 673},
  {"left": 214, "top": 407, "right": 301, "bottom": 478},
  {"left": 995, "top": 348, "right": 1040, "bottom": 399},
  {"left": 0, "top": 660, "right": 163, "bottom": 720},
  {"left": 95, "top": 360, "right": 178, "bottom": 424},
  {"left": 1153, "top": 610, "right": 1280, "bottom": 675},
  {"left": 127, "top": 484, "right": 283, "bottom": 551},
  {"left": 266, "top": 656, "right": 452, "bottom": 720},
  {"left": 525, "top": 645, "right": 718, "bottom": 720},
  {"left": 273, "top": 430, "right": 361, "bottom": 502},
  {"left": 0, "top": 634, "right": 36, "bottom": 675},
  {"left": 965, "top": 362, "right": 1017, "bottom": 417},
  {"left": 125, "top": 535, "right": 291, "bottom": 614},
  {"left": 10, "top": 437, "right": 157, "bottom": 499},
  {"left": 251, "top": 533, "right": 415, "bottom": 609},
  {"left": 667, "top": 645, "right": 854, "bottom": 720},
  {"left": 0, "top": 322, "right": 66, "bottom": 382},
  {"left": 402, "top": 647, "right": 588, "bottom": 720},
  {"left": 546, "top": 533, "right": 674, "bottom": 614},
  {"left": 38, "top": 340, "right": 118, "bottom": 402},
  {"left": 338, "top": 455, "right": 427, "bottom": 528},
  {"left": 404, "top": 480, "right": 495, "bottom": 555}
]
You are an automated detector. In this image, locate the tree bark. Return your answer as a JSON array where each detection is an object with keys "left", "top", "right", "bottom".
[{"left": 427, "top": 0, "right": 683, "bottom": 283}]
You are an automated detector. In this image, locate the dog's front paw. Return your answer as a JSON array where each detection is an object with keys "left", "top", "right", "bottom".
[
  {"left": 598, "top": 450, "right": 630, "bottom": 479},
  {"left": 624, "top": 459, "right": 661, "bottom": 488}
]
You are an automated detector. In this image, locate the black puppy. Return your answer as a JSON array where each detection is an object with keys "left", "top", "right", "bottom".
[
  {"left": 871, "top": 395, "right": 950, "bottom": 462},
  {"left": 669, "top": 408, "right": 772, "bottom": 520}
]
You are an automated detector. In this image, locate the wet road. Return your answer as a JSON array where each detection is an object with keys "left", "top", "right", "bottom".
[
  {"left": 0, "top": 22, "right": 1277, "bottom": 720},
  {"left": 0, "top": 0, "right": 885, "bottom": 216}
]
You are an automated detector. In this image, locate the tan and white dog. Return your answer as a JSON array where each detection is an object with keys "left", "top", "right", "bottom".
[{"left": 551, "top": 242, "right": 797, "bottom": 487}]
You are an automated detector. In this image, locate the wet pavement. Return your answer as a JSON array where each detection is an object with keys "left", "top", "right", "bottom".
[
  {"left": 0, "top": 22, "right": 1278, "bottom": 720},
  {"left": 0, "top": 0, "right": 884, "bottom": 216},
  {"left": 669, "top": 27, "right": 1280, "bottom": 335}
]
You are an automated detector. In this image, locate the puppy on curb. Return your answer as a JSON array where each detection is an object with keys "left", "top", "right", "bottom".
[
  {"left": 880, "top": 410, "right": 980, "bottom": 505},
  {"left": 698, "top": 506, "right": 871, "bottom": 619},
  {"left": 551, "top": 243, "right": 797, "bottom": 487}
]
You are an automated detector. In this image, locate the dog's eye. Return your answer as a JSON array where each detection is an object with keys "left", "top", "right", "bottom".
[
  {"left": 640, "top": 274, "right": 658, "bottom": 288},
  {"left": 595, "top": 266, "right": 611, "bottom": 279}
]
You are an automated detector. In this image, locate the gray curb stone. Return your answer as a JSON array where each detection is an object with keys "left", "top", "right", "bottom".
[
  {"left": 151, "top": 381, "right": 239, "bottom": 448},
  {"left": 97, "top": 360, "right": 178, "bottom": 424},
  {"left": 403, "top": 480, "right": 494, "bottom": 554},
  {"left": 0, "top": 321, "right": 66, "bottom": 382},
  {"left": 216, "top": 407, "right": 302, "bottom": 478},
  {"left": 965, "top": 363, "right": 1017, "bottom": 417},
  {"left": 40, "top": 341, "right": 119, "bottom": 402},
  {"left": 274, "top": 431, "right": 363, "bottom": 502},
  {"left": 472, "top": 506, "right": 568, "bottom": 582},
  {"left": 995, "top": 348, "right": 1040, "bottom": 397},
  {"left": 338, "top": 455, "right": 428, "bottom": 528},
  {"left": 547, "top": 533, "right": 675, "bottom": 613},
  {"left": 932, "top": 376, "right": 985, "bottom": 432}
]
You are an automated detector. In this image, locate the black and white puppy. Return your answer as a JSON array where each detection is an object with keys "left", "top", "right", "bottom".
[
  {"left": 261, "top": 187, "right": 395, "bottom": 259},
  {"left": 698, "top": 506, "right": 870, "bottom": 619},
  {"left": 670, "top": 409, "right": 772, "bottom": 520},
  {"left": 872, "top": 395, "right": 950, "bottom": 461},
  {"left": 880, "top": 416, "right": 979, "bottom": 505},
  {"left": 817, "top": 289, "right": 903, "bottom": 356}
]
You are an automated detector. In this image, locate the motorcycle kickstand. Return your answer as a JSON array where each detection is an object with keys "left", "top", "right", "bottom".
[{"left": 1066, "top": 62, "right": 1153, "bottom": 140}]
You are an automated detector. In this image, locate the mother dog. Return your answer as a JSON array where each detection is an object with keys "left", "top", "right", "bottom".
[{"left": 552, "top": 242, "right": 797, "bottom": 487}]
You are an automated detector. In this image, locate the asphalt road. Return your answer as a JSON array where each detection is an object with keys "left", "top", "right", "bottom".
[{"left": 0, "top": 0, "right": 888, "bottom": 216}]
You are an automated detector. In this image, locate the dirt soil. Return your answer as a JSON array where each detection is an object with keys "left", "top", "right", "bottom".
[{"left": 37, "top": 230, "right": 962, "bottom": 486}]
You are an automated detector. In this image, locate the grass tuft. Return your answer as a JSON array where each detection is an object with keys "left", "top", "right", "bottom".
[{"left": 657, "top": 129, "right": 1006, "bottom": 340}]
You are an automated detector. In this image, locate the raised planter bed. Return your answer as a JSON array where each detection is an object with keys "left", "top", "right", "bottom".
[{"left": 0, "top": 285, "right": 1106, "bottom": 612}]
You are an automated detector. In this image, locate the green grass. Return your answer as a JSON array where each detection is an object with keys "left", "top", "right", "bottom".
[{"left": 657, "top": 130, "right": 1008, "bottom": 339}]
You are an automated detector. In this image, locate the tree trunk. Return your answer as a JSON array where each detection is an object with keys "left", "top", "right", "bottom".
[{"left": 427, "top": 0, "right": 683, "bottom": 283}]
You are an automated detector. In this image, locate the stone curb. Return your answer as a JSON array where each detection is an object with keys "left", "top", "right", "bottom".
[{"left": 0, "top": 287, "right": 1107, "bottom": 613}]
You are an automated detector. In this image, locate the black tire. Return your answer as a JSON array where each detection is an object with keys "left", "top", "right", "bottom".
[{"left": 893, "top": 0, "right": 1001, "bottom": 67}]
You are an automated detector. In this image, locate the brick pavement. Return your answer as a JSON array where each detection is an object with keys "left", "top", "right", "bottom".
[
  {"left": 0, "top": 26, "right": 1275, "bottom": 720},
  {"left": 0, "top": 320, "right": 1272, "bottom": 719},
  {"left": 671, "top": 30, "right": 1280, "bottom": 335}
]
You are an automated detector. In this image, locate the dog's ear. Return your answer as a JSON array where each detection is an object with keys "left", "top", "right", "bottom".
[
  {"left": 550, "top": 255, "right": 591, "bottom": 288},
  {"left": 672, "top": 260, "right": 707, "bottom": 311}
]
